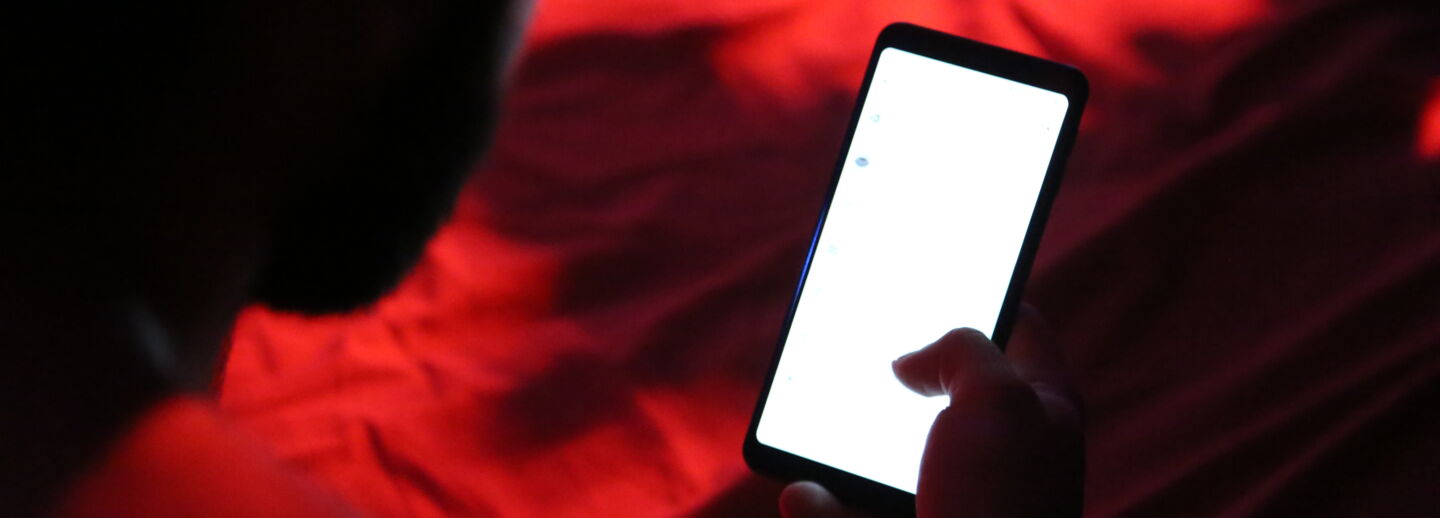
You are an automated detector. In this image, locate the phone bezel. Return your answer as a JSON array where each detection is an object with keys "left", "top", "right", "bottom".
[{"left": 742, "top": 22, "right": 1089, "bottom": 517}]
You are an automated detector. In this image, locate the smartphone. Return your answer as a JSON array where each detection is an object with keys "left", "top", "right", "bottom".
[{"left": 743, "top": 23, "right": 1087, "bottom": 516}]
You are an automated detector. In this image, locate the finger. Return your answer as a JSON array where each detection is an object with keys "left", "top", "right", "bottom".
[
  {"left": 1004, "top": 305, "right": 1083, "bottom": 428},
  {"left": 779, "top": 481, "right": 873, "bottom": 518},
  {"left": 892, "top": 328, "right": 1026, "bottom": 399}
]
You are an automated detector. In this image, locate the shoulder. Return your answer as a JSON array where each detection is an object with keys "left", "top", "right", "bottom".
[{"left": 54, "top": 396, "right": 362, "bottom": 518}]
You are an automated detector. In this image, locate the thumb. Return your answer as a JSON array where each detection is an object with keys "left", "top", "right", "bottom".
[
  {"left": 891, "top": 327, "right": 1032, "bottom": 411},
  {"left": 779, "top": 482, "right": 873, "bottom": 518}
]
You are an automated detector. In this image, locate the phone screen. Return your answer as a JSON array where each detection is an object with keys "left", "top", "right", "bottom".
[{"left": 753, "top": 47, "right": 1070, "bottom": 494}]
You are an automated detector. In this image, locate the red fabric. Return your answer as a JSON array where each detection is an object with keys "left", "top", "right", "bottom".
[{"left": 214, "top": 1, "right": 1439, "bottom": 517}]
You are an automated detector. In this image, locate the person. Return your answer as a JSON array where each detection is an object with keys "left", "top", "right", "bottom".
[{"left": 0, "top": 2, "right": 1082, "bottom": 517}]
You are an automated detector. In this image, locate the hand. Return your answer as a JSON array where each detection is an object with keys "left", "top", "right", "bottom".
[{"left": 780, "top": 306, "right": 1084, "bottom": 518}]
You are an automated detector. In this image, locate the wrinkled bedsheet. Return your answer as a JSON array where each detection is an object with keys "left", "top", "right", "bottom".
[{"left": 218, "top": 1, "right": 1440, "bottom": 516}]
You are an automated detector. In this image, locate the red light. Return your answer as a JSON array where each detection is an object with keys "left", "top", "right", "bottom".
[{"left": 1419, "top": 79, "right": 1440, "bottom": 160}]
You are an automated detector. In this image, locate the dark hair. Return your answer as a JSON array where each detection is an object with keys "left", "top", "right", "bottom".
[
  {"left": 1, "top": 4, "right": 211, "bottom": 296},
  {"left": 3, "top": 4, "right": 206, "bottom": 167}
]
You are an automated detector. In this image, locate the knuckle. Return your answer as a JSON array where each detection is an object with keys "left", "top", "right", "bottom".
[{"left": 943, "top": 327, "right": 988, "bottom": 342}]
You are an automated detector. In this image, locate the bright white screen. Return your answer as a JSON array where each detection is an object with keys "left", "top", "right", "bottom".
[{"left": 755, "top": 47, "right": 1068, "bottom": 493}]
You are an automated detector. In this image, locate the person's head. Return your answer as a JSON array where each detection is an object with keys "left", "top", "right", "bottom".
[
  {"left": 1, "top": 5, "right": 540, "bottom": 510},
  {"left": 1, "top": 1, "right": 531, "bottom": 318}
]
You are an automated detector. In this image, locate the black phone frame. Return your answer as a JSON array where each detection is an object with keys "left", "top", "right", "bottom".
[{"left": 742, "top": 22, "right": 1089, "bottom": 517}]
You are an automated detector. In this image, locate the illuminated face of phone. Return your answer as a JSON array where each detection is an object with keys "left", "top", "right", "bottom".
[{"left": 753, "top": 47, "right": 1070, "bottom": 494}]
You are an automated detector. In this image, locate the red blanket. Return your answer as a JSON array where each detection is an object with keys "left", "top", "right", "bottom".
[{"left": 219, "top": 1, "right": 1440, "bottom": 516}]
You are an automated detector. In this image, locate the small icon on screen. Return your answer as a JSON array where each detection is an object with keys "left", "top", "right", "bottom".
[{"left": 855, "top": 157, "right": 869, "bottom": 167}]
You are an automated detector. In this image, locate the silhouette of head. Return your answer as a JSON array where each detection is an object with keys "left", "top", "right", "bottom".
[{"left": 1, "top": 2, "right": 530, "bottom": 314}]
